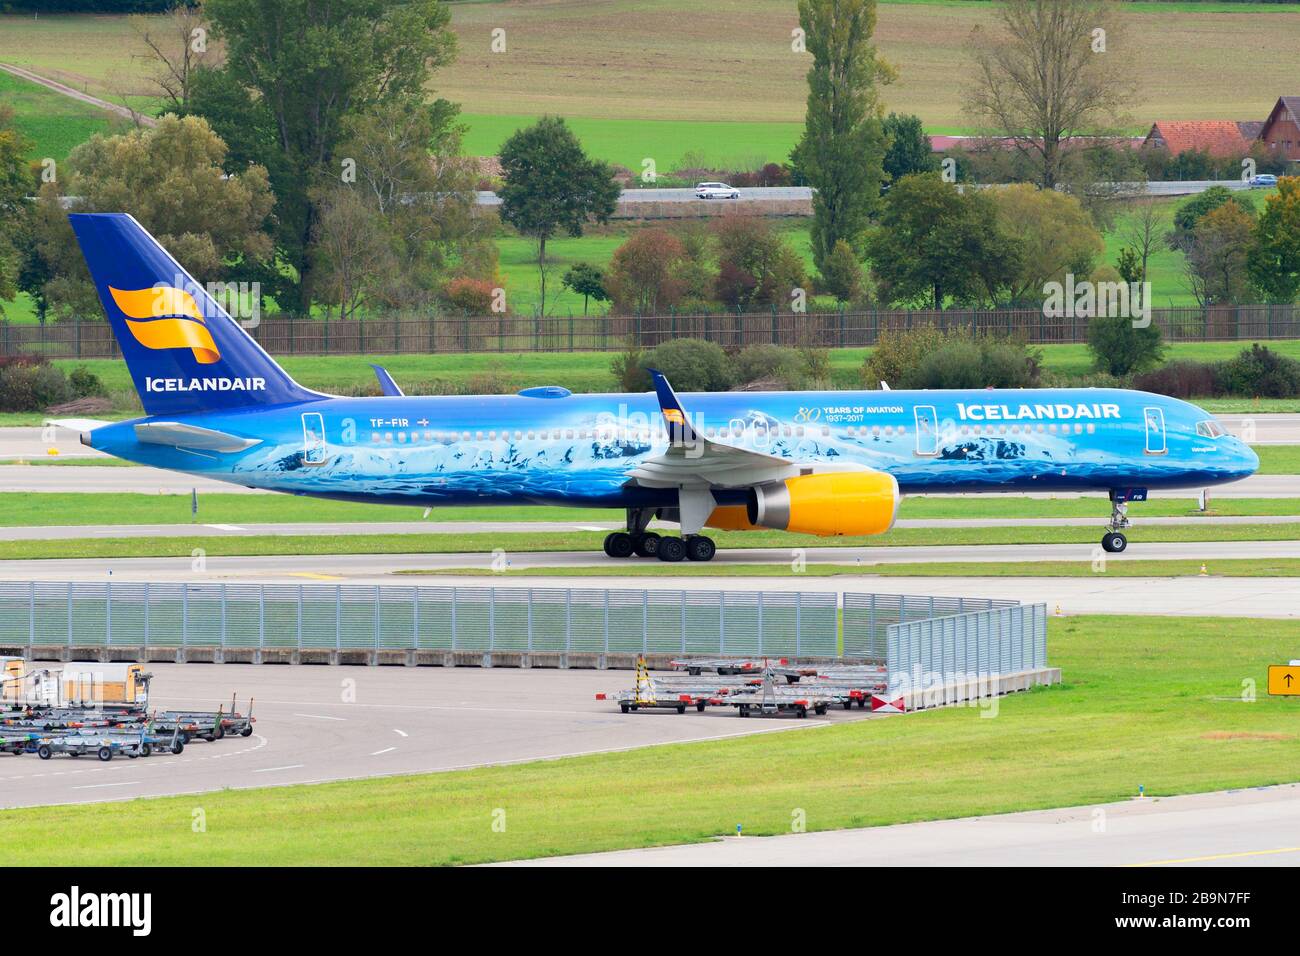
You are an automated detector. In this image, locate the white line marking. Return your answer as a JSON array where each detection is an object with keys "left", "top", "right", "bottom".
[
  {"left": 71, "top": 781, "right": 136, "bottom": 790},
  {"left": 204, "top": 524, "right": 245, "bottom": 531},
  {"left": 293, "top": 713, "right": 346, "bottom": 721},
  {"left": 393, "top": 729, "right": 408, "bottom": 737},
  {"left": 370, "top": 747, "right": 396, "bottom": 756},
  {"left": 577, "top": 525, "right": 608, "bottom": 531},
  {"left": 252, "top": 764, "right": 303, "bottom": 774}
]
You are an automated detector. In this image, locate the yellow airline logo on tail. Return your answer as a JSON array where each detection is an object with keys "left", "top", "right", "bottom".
[
  {"left": 108, "top": 286, "right": 220, "bottom": 364},
  {"left": 663, "top": 408, "right": 685, "bottom": 425}
]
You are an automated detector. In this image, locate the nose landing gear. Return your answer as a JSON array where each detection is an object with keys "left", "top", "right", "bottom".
[{"left": 1101, "top": 497, "right": 1130, "bottom": 553}]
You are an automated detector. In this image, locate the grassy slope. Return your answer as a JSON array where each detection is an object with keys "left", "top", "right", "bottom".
[
  {"left": 2, "top": 492, "right": 1299, "bottom": 528},
  {"left": 0, "top": 68, "right": 119, "bottom": 161},
  {"left": 3, "top": 614, "right": 1297, "bottom": 866},
  {"left": 4, "top": 522, "right": 1300, "bottom": 561}
]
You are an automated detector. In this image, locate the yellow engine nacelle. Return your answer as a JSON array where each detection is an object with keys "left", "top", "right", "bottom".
[{"left": 744, "top": 471, "right": 899, "bottom": 537}]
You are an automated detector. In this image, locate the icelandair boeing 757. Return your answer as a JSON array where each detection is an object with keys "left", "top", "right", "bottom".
[{"left": 56, "top": 213, "right": 1258, "bottom": 561}]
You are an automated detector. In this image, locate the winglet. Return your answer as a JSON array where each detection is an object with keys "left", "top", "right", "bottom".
[
  {"left": 646, "top": 368, "right": 700, "bottom": 444},
  {"left": 370, "top": 364, "right": 405, "bottom": 397}
]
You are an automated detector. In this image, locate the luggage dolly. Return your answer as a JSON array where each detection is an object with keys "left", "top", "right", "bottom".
[
  {"left": 1, "top": 731, "right": 42, "bottom": 755},
  {"left": 598, "top": 658, "right": 716, "bottom": 714},
  {"left": 31, "top": 731, "right": 141, "bottom": 762},
  {"left": 725, "top": 667, "right": 835, "bottom": 718},
  {"left": 152, "top": 696, "right": 255, "bottom": 743}
]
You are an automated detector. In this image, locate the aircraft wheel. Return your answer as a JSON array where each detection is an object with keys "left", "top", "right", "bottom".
[
  {"left": 632, "top": 532, "right": 660, "bottom": 558},
  {"left": 685, "top": 536, "right": 716, "bottom": 562},
  {"left": 1101, "top": 532, "right": 1127, "bottom": 553},
  {"left": 603, "top": 532, "right": 635, "bottom": 558},
  {"left": 656, "top": 536, "right": 687, "bottom": 562}
]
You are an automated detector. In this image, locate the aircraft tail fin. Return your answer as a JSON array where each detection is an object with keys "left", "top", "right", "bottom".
[{"left": 68, "top": 213, "right": 321, "bottom": 416}]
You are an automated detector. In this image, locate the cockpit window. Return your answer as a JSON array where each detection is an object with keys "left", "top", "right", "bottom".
[{"left": 1196, "top": 420, "right": 1226, "bottom": 439}]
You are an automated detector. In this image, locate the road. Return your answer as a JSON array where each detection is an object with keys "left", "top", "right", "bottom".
[
  {"left": 0, "top": 663, "right": 871, "bottom": 809},
  {"left": 502, "top": 784, "right": 1300, "bottom": 867},
  {"left": 1, "top": 548, "right": 1298, "bottom": 616}
]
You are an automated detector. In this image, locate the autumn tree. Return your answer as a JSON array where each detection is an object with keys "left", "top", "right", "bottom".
[
  {"left": 130, "top": 5, "right": 213, "bottom": 113},
  {"left": 0, "top": 106, "right": 33, "bottom": 310},
  {"left": 1184, "top": 202, "right": 1255, "bottom": 306},
  {"left": 606, "top": 229, "right": 687, "bottom": 315},
  {"left": 990, "top": 184, "right": 1103, "bottom": 304},
  {"left": 1249, "top": 176, "right": 1300, "bottom": 304},
  {"left": 964, "top": 0, "right": 1135, "bottom": 190},
  {"left": 24, "top": 115, "right": 274, "bottom": 320}
]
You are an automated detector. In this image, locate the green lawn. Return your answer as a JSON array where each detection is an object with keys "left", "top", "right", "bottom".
[
  {"left": 4, "top": 522, "right": 1300, "bottom": 561},
  {"left": 2, "top": 492, "right": 1299, "bottom": 528},
  {"left": 3, "top": 614, "right": 1296, "bottom": 866},
  {"left": 428, "top": 558, "right": 1300, "bottom": 578},
  {"left": 1256, "top": 445, "right": 1300, "bottom": 475},
  {"left": 0, "top": 68, "right": 120, "bottom": 161}
]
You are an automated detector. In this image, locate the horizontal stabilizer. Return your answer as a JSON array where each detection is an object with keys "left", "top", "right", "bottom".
[
  {"left": 45, "top": 417, "right": 112, "bottom": 436},
  {"left": 134, "top": 421, "right": 262, "bottom": 453}
]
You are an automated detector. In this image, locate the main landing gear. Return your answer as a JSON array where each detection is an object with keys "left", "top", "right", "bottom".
[
  {"left": 1101, "top": 498, "right": 1129, "bottom": 553},
  {"left": 602, "top": 508, "right": 717, "bottom": 562}
]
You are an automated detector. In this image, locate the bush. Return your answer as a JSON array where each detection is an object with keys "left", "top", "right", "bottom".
[
  {"left": 1132, "top": 361, "right": 1220, "bottom": 399},
  {"left": 611, "top": 339, "right": 649, "bottom": 392},
  {"left": 443, "top": 277, "right": 499, "bottom": 315},
  {"left": 640, "top": 338, "right": 733, "bottom": 392},
  {"left": 910, "top": 335, "right": 1039, "bottom": 390},
  {"left": 0, "top": 363, "right": 73, "bottom": 412},
  {"left": 732, "top": 344, "right": 804, "bottom": 389},
  {"left": 1218, "top": 344, "right": 1300, "bottom": 399},
  {"left": 1086, "top": 314, "right": 1166, "bottom": 377},
  {"left": 68, "top": 365, "right": 105, "bottom": 399},
  {"left": 860, "top": 324, "right": 949, "bottom": 388}
]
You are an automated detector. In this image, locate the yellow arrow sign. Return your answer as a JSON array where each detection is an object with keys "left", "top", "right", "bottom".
[{"left": 1267, "top": 665, "right": 1300, "bottom": 697}]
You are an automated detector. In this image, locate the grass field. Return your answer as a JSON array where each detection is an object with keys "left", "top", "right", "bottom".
[
  {"left": 434, "top": 558, "right": 1300, "bottom": 578},
  {"left": 3, "top": 613, "right": 1296, "bottom": 866},
  {"left": 5, "top": 521, "right": 1300, "bottom": 561},
  {"left": 0, "top": 69, "right": 120, "bottom": 161},
  {"left": 3, "top": 492, "right": 1300, "bottom": 528},
  {"left": 3, "top": 2, "right": 1298, "bottom": 163}
]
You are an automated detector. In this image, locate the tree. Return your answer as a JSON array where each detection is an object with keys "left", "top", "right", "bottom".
[
  {"left": 820, "top": 239, "right": 865, "bottom": 303},
  {"left": 1087, "top": 314, "right": 1165, "bottom": 377},
  {"left": 1116, "top": 247, "right": 1142, "bottom": 286},
  {"left": 882, "top": 112, "right": 938, "bottom": 186},
  {"left": 129, "top": 5, "right": 212, "bottom": 113},
  {"left": 561, "top": 263, "right": 609, "bottom": 315},
  {"left": 0, "top": 106, "right": 34, "bottom": 310},
  {"left": 990, "top": 184, "right": 1103, "bottom": 304},
  {"left": 198, "top": 0, "right": 457, "bottom": 311},
  {"left": 790, "top": 0, "right": 891, "bottom": 274},
  {"left": 1249, "top": 176, "right": 1300, "bottom": 304},
  {"left": 25, "top": 115, "right": 275, "bottom": 320},
  {"left": 1118, "top": 198, "right": 1166, "bottom": 285},
  {"left": 496, "top": 117, "right": 619, "bottom": 316},
  {"left": 606, "top": 229, "right": 686, "bottom": 315},
  {"left": 1184, "top": 202, "right": 1255, "bottom": 306},
  {"left": 866, "top": 173, "right": 1022, "bottom": 309},
  {"left": 1168, "top": 186, "right": 1248, "bottom": 253},
  {"left": 309, "top": 186, "right": 395, "bottom": 319},
  {"left": 711, "top": 216, "right": 807, "bottom": 310},
  {"left": 964, "top": 0, "right": 1134, "bottom": 190}
]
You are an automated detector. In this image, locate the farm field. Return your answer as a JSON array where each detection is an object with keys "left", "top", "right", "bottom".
[
  {"left": 3, "top": 614, "right": 1297, "bottom": 866},
  {"left": 2, "top": 2, "right": 1298, "bottom": 163}
]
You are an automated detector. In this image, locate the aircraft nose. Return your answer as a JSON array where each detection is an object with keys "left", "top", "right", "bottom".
[{"left": 1234, "top": 440, "right": 1259, "bottom": 478}]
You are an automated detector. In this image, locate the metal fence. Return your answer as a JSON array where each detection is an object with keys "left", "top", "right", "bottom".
[
  {"left": 0, "top": 581, "right": 840, "bottom": 658},
  {"left": 5, "top": 303, "right": 1299, "bottom": 360},
  {"left": 885, "top": 604, "right": 1050, "bottom": 690},
  {"left": 0, "top": 582, "right": 1050, "bottom": 675}
]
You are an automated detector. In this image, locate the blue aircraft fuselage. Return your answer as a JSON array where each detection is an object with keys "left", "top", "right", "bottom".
[{"left": 87, "top": 386, "right": 1259, "bottom": 510}]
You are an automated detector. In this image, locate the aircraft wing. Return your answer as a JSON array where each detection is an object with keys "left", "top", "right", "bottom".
[{"left": 631, "top": 369, "right": 801, "bottom": 489}]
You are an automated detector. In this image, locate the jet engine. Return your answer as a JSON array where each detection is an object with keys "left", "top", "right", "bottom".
[{"left": 744, "top": 471, "right": 899, "bottom": 537}]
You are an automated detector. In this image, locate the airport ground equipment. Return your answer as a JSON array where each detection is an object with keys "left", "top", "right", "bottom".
[{"left": 724, "top": 666, "right": 838, "bottom": 718}]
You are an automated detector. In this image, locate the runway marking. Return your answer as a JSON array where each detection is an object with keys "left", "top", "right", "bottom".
[
  {"left": 205, "top": 524, "right": 245, "bottom": 531},
  {"left": 71, "top": 781, "right": 136, "bottom": 790},
  {"left": 289, "top": 572, "right": 345, "bottom": 581},
  {"left": 1126, "top": 846, "right": 1300, "bottom": 867},
  {"left": 393, "top": 729, "right": 408, "bottom": 737},
  {"left": 252, "top": 764, "right": 303, "bottom": 774},
  {"left": 577, "top": 525, "right": 609, "bottom": 531},
  {"left": 370, "top": 747, "right": 396, "bottom": 756},
  {"left": 293, "top": 712, "right": 346, "bottom": 721}
]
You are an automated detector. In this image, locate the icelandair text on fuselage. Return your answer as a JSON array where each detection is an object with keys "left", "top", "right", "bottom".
[
  {"left": 956, "top": 402, "right": 1122, "bottom": 422},
  {"left": 145, "top": 377, "right": 266, "bottom": 393}
]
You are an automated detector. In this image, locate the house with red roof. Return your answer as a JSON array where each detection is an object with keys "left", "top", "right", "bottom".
[
  {"left": 1259, "top": 96, "right": 1300, "bottom": 163},
  {"left": 1141, "top": 98, "right": 1300, "bottom": 166}
]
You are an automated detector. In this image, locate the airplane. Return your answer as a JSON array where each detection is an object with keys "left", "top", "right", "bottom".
[{"left": 54, "top": 213, "right": 1259, "bottom": 562}]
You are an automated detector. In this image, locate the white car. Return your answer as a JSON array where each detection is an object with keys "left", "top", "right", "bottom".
[
  {"left": 1250, "top": 174, "right": 1278, "bottom": 188},
  {"left": 695, "top": 182, "right": 740, "bottom": 199}
]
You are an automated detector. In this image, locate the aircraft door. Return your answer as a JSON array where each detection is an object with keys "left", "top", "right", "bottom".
[
  {"left": 913, "top": 405, "right": 939, "bottom": 456},
  {"left": 1143, "top": 406, "right": 1167, "bottom": 456},
  {"left": 302, "top": 412, "right": 328, "bottom": 465}
]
